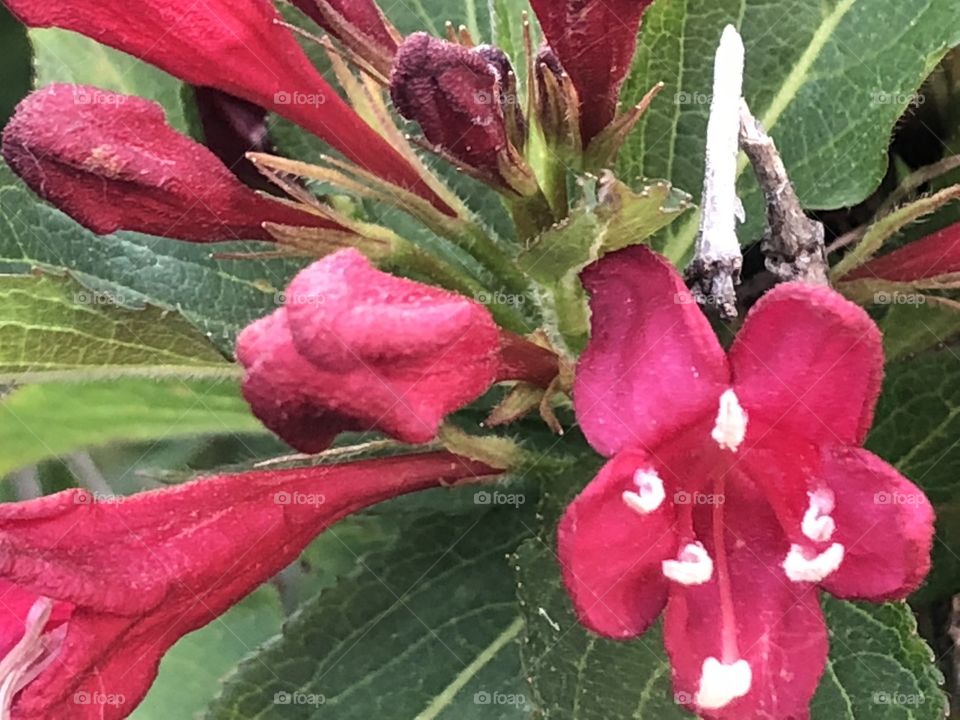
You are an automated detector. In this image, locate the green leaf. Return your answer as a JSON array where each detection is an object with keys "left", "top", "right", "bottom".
[
  {"left": 867, "top": 349, "right": 960, "bottom": 504},
  {"left": 30, "top": 28, "right": 189, "bottom": 133},
  {"left": 878, "top": 301, "right": 960, "bottom": 362},
  {"left": 489, "top": 0, "right": 537, "bottom": 70},
  {"left": 204, "top": 499, "right": 533, "bottom": 720},
  {"left": 0, "top": 162, "right": 303, "bottom": 354},
  {"left": 0, "top": 378, "right": 264, "bottom": 476},
  {"left": 516, "top": 460, "right": 946, "bottom": 719},
  {"left": 619, "top": 0, "right": 960, "bottom": 261},
  {"left": 518, "top": 176, "right": 692, "bottom": 283},
  {"left": 0, "top": 274, "right": 234, "bottom": 382}
]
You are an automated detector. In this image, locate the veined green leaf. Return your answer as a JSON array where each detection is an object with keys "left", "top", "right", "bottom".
[
  {"left": 0, "top": 378, "right": 264, "bottom": 476},
  {"left": 204, "top": 500, "right": 533, "bottom": 720},
  {"left": 619, "top": 0, "right": 960, "bottom": 262},
  {"left": 0, "top": 274, "right": 233, "bottom": 382}
]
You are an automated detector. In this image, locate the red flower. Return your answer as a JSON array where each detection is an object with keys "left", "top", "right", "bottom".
[
  {"left": 528, "top": 0, "right": 654, "bottom": 145},
  {"left": 4, "top": 0, "right": 446, "bottom": 209},
  {"left": 238, "top": 248, "right": 557, "bottom": 452},
  {"left": 390, "top": 33, "right": 536, "bottom": 196},
  {"left": 558, "top": 247, "right": 934, "bottom": 718},
  {"left": 844, "top": 220, "right": 960, "bottom": 282},
  {"left": 2, "top": 85, "right": 337, "bottom": 243},
  {"left": 292, "top": 0, "right": 399, "bottom": 73},
  {"left": 0, "top": 451, "right": 500, "bottom": 719}
]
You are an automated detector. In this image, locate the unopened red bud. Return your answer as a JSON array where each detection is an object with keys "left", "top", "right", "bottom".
[
  {"left": 2, "top": 84, "right": 338, "bottom": 243},
  {"left": 390, "top": 33, "right": 537, "bottom": 196},
  {"left": 534, "top": 45, "right": 582, "bottom": 156}
]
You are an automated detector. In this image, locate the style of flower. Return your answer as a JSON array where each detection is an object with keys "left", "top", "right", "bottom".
[
  {"left": 237, "top": 248, "right": 558, "bottom": 452},
  {"left": 0, "top": 452, "right": 501, "bottom": 719},
  {"left": 558, "top": 246, "right": 935, "bottom": 718}
]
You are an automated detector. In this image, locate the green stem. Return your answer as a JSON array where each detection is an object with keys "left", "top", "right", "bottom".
[
  {"left": 547, "top": 276, "right": 590, "bottom": 355},
  {"left": 508, "top": 191, "right": 557, "bottom": 242}
]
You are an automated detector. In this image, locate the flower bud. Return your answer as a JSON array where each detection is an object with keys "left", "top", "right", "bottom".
[
  {"left": 1, "top": 84, "right": 337, "bottom": 243},
  {"left": 390, "top": 33, "right": 537, "bottom": 196},
  {"left": 534, "top": 46, "right": 582, "bottom": 157}
]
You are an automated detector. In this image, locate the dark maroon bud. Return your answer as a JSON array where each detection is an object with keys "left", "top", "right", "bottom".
[{"left": 390, "top": 33, "right": 537, "bottom": 196}]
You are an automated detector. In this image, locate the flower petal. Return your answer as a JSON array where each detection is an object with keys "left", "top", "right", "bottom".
[
  {"left": 292, "top": 0, "right": 399, "bottom": 55},
  {"left": 5, "top": 0, "right": 444, "bottom": 207},
  {"left": 664, "top": 476, "right": 828, "bottom": 719},
  {"left": 845, "top": 220, "right": 960, "bottom": 282},
  {"left": 529, "top": 0, "right": 653, "bottom": 143},
  {"left": 235, "top": 310, "right": 344, "bottom": 453},
  {"left": 729, "top": 282, "right": 883, "bottom": 446},
  {"left": 1, "top": 453, "right": 498, "bottom": 719},
  {"left": 574, "top": 246, "right": 729, "bottom": 458},
  {"left": 557, "top": 450, "right": 678, "bottom": 639},
  {"left": 818, "top": 445, "right": 934, "bottom": 601},
  {"left": 2, "top": 85, "right": 334, "bottom": 242},
  {"left": 238, "top": 250, "right": 502, "bottom": 451}
]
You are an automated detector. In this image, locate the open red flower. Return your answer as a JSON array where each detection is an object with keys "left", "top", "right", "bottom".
[
  {"left": 3, "top": 0, "right": 446, "bottom": 209},
  {"left": 559, "top": 246, "right": 934, "bottom": 718},
  {"left": 237, "top": 248, "right": 557, "bottom": 452},
  {"left": 0, "top": 451, "right": 500, "bottom": 719},
  {"left": 2, "top": 84, "right": 338, "bottom": 243},
  {"left": 528, "top": 0, "right": 654, "bottom": 145}
]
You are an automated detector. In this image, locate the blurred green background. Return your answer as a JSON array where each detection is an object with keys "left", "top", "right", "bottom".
[{"left": 0, "top": 6, "right": 30, "bottom": 122}]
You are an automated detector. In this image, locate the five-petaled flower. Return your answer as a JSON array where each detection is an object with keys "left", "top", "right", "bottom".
[
  {"left": 0, "top": 452, "right": 501, "bottom": 719},
  {"left": 559, "top": 246, "right": 935, "bottom": 718}
]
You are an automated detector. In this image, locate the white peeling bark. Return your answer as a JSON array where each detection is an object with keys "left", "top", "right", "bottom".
[{"left": 687, "top": 25, "right": 745, "bottom": 319}]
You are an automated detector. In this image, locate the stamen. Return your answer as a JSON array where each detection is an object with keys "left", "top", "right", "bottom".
[
  {"left": 711, "top": 389, "right": 747, "bottom": 452},
  {"left": 783, "top": 543, "right": 845, "bottom": 582},
  {"left": 801, "top": 488, "right": 836, "bottom": 542},
  {"left": 662, "top": 542, "right": 714, "bottom": 585},
  {"left": 621, "top": 469, "right": 665, "bottom": 515},
  {"left": 0, "top": 597, "right": 64, "bottom": 718},
  {"left": 696, "top": 657, "right": 752, "bottom": 710}
]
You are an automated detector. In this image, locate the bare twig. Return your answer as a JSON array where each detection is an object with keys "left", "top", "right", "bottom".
[
  {"left": 739, "top": 100, "right": 829, "bottom": 286},
  {"left": 686, "top": 25, "right": 745, "bottom": 319}
]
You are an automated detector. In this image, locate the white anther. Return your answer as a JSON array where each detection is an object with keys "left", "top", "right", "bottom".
[
  {"left": 621, "top": 469, "right": 665, "bottom": 515},
  {"left": 662, "top": 542, "right": 714, "bottom": 585},
  {"left": 783, "top": 543, "right": 845, "bottom": 583},
  {"left": 801, "top": 488, "right": 836, "bottom": 542},
  {"left": 696, "top": 657, "right": 752, "bottom": 710},
  {"left": 711, "top": 389, "right": 747, "bottom": 452}
]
